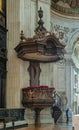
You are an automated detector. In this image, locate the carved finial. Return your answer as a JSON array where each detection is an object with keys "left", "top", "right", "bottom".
[
  {"left": 38, "top": 7, "right": 43, "bottom": 19},
  {"left": 35, "top": 7, "right": 47, "bottom": 37},
  {"left": 20, "top": 30, "right": 24, "bottom": 41}
]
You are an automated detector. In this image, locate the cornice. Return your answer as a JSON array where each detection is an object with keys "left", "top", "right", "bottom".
[{"left": 51, "top": 9, "right": 79, "bottom": 20}]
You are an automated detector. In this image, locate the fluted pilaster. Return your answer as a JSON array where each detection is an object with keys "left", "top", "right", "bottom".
[{"left": 6, "top": 0, "right": 21, "bottom": 108}]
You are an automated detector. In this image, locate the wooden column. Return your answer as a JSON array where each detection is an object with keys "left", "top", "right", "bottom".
[
  {"left": 35, "top": 108, "right": 42, "bottom": 126},
  {"left": 28, "top": 62, "right": 41, "bottom": 86}
]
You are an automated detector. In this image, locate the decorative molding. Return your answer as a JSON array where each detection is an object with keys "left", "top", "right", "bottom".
[
  {"left": 71, "top": 35, "right": 79, "bottom": 69},
  {"left": 31, "top": 0, "right": 36, "bottom": 2},
  {"left": 39, "top": 0, "right": 50, "bottom": 5},
  {"left": 31, "top": 0, "right": 50, "bottom": 4},
  {"left": 51, "top": 1, "right": 79, "bottom": 17},
  {"left": 51, "top": 22, "right": 78, "bottom": 47},
  {"left": 51, "top": 23, "right": 69, "bottom": 45}
]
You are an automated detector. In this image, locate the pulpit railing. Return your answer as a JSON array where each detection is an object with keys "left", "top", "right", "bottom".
[{"left": 22, "top": 86, "right": 56, "bottom": 126}]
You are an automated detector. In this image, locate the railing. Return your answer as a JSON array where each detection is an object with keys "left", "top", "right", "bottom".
[
  {"left": 22, "top": 86, "right": 55, "bottom": 101},
  {"left": 51, "top": 1, "right": 79, "bottom": 17}
]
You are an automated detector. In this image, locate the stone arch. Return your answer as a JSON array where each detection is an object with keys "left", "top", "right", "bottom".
[
  {"left": 67, "top": 29, "right": 79, "bottom": 51},
  {"left": 68, "top": 30, "right": 79, "bottom": 68}
]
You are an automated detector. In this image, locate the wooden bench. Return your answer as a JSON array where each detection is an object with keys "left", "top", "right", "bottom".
[{"left": 0, "top": 108, "right": 28, "bottom": 130}]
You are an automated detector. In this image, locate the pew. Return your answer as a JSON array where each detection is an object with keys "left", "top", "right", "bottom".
[{"left": 0, "top": 108, "right": 28, "bottom": 129}]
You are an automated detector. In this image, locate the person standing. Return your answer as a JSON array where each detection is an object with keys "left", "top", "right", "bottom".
[
  {"left": 51, "top": 105, "right": 62, "bottom": 124},
  {"left": 66, "top": 108, "right": 69, "bottom": 123}
]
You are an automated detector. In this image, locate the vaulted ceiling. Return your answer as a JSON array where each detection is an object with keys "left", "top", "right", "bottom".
[{"left": 51, "top": 0, "right": 79, "bottom": 17}]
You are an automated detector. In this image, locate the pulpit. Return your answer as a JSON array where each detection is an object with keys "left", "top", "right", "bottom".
[
  {"left": 22, "top": 86, "right": 55, "bottom": 126},
  {"left": 14, "top": 7, "right": 65, "bottom": 126}
]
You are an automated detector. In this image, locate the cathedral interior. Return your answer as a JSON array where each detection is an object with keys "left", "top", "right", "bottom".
[{"left": 0, "top": 0, "right": 79, "bottom": 129}]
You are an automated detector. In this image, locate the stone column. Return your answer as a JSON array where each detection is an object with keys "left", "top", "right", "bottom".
[
  {"left": 6, "top": 0, "right": 21, "bottom": 108},
  {"left": 71, "top": 65, "right": 75, "bottom": 107},
  {"left": 65, "top": 58, "right": 73, "bottom": 107},
  {"left": 20, "top": 0, "right": 32, "bottom": 36},
  {"left": 6, "top": 0, "right": 33, "bottom": 108}
]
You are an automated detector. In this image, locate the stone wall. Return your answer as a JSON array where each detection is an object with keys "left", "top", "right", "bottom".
[{"left": 6, "top": 0, "right": 79, "bottom": 124}]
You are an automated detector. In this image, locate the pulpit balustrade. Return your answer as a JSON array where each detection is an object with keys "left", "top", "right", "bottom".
[{"left": 22, "top": 86, "right": 56, "bottom": 126}]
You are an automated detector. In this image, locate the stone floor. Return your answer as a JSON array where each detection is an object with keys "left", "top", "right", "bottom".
[{"left": 17, "top": 123, "right": 72, "bottom": 130}]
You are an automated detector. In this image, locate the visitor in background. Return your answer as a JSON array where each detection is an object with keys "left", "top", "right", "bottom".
[
  {"left": 66, "top": 108, "right": 72, "bottom": 124},
  {"left": 66, "top": 108, "right": 69, "bottom": 123}
]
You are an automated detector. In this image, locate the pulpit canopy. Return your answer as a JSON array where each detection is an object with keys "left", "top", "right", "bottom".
[{"left": 14, "top": 7, "right": 65, "bottom": 62}]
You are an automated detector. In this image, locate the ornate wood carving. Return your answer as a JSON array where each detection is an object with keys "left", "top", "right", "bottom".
[
  {"left": 22, "top": 86, "right": 55, "bottom": 126},
  {"left": 15, "top": 8, "right": 65, "bottom": 63},
  {"left": 28, "top": 62, "right": 41, "bottom": 86}
]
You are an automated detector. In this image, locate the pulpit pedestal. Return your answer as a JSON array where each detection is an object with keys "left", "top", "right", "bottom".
[{"left": 35, "top": 108, "right": 42, "bottom": 126}]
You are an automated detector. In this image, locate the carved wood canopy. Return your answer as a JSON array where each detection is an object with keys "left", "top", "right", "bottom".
[
  {"left": 15, "top": 33, "right": 65, "bottom": 62},
  {"left": 14, "top": 7, "right": 65, "bottom": 63}
]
